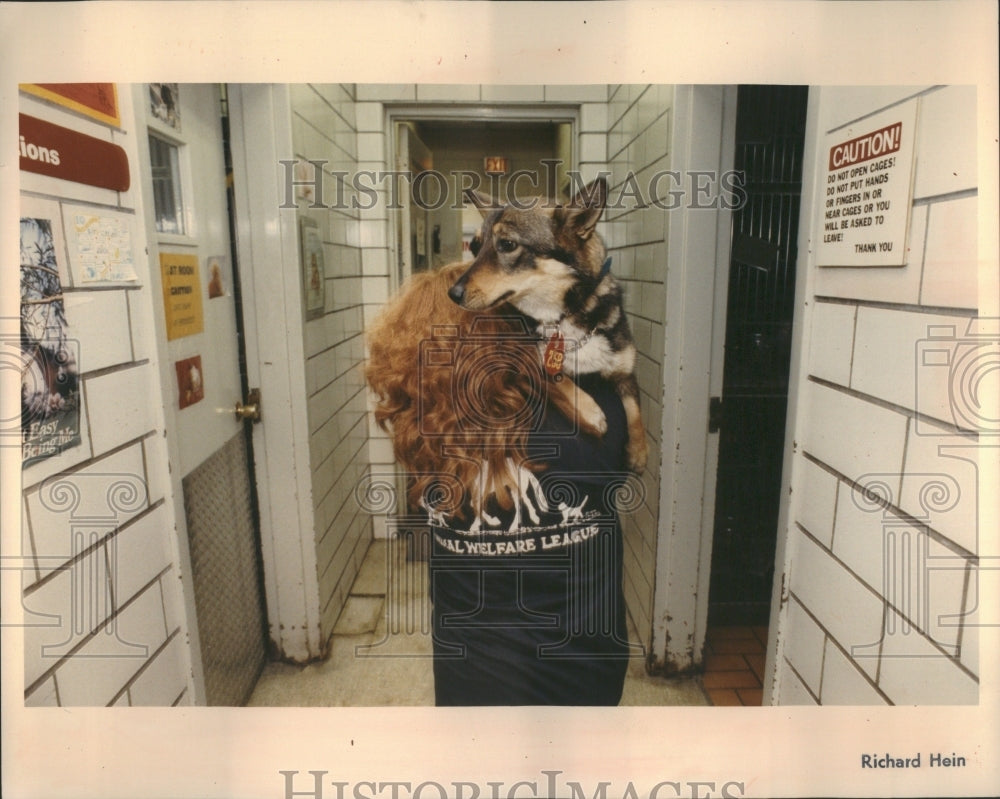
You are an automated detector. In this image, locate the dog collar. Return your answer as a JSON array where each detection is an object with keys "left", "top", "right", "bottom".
[{"left": 537, "top": 257, "right": 612, "bottom": 367}]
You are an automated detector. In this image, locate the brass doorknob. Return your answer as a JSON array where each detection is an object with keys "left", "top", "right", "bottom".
[{"left": 235, "top": 388, "right": 262, "bottom": 423}]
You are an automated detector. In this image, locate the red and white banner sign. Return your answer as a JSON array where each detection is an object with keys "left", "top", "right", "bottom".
[{"left": 19, "top": 113, "right": 130, "bottom": 193}]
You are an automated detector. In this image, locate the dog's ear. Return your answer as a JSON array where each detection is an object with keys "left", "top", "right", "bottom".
[
  {"left": 563, "top": 177, "right": 608, "bottom": 239},
  {"left": 463, "top": 188, "right": 500, "bottom": 219}
]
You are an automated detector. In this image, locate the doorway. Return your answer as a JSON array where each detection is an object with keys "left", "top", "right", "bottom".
[
  {"left": 390, "top": 113, "right": 575, "bottom": 283},
  {"left": 137, "top": 83, "right": 268, "bottom": 705},
  {"left": 707, "top": 85, "right": 809, "bottom": 627},
  {"left": 387, "top": 110, "right": 576, "bottom": 535}
]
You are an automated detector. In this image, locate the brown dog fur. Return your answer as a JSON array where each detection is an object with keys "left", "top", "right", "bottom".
[
  {"left": 365, "top": 262, "right": 583, "bottom": 518},
  {"left": 449, "top": 178, "right": 648, "bottom": 473}
]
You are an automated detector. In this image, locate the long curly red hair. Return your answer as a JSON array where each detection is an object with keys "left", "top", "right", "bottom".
[{"left": 365, "top": 263, "right": 559, "bottom": 517}]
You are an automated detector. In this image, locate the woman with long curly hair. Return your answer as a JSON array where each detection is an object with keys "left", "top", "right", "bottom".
[{"left": 366, "top": 262, "right": 633, "bottom": 705}]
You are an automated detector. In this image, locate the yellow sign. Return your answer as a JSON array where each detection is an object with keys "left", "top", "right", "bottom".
[{"left": 160, "top": 252, "right": 204, "bottom": 340}]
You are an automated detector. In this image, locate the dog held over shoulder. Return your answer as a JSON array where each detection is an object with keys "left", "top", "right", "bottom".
[{"left": 449, "top": 177, "right": 648, "bottom": 473}]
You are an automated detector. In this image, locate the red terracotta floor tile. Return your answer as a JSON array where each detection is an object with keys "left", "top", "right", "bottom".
[
  {"left": 703, "top": 670, "right": 761, "bottom": 690},
  {"left": 708, "top": 636, "right": 764, "bottom": 655},
  {"left": 704, "top": 626, "right": 769, "bottom": 705},
  {"left": 705, "top": 653, "right": 747, "bottom": 672},
  {"left": 706, "top": 688, "right": 742, "bottom": 706},
  {"left": 745, "top": 653, "right": 766, "bottom": 683}
]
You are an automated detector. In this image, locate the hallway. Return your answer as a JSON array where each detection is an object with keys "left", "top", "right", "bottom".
[
  {"left": 248, "top": 539, "right": 711, "bottom": 707},
  {"left": 7, "top": 4, "right": 995, "bottom": 796},
  {"left": 15, "top": 78, "right": 985, "bottom": 716}
]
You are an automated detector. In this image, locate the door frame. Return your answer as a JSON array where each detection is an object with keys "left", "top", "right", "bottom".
[
  {"left": 379, "top": 105, "right": 581, "bottom": 538},
  {"left": 131, "top": 83, "right": 208, "bottom": 704},
  {"left": 226, "top": 84, "right": 324, "bottom": 662},
  {"left": 135, "top": 82, "right": 282, "bottom": 701},
  {"left": 394, "top": 122, "right": 435, "bottom": 276},
  {"left": 651, "top": 85, "right": 738, "bottom": 673},
  {"left": 704, "top": 86, "right": 809, "bottom": 628},
  {"left": 763, "top": 87, "right": 823, "bottom": 703}
]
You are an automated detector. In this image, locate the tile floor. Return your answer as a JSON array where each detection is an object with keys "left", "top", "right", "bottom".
[
  {"left": 248, "top": 539, "right": 714, "bottom": 707},
  {"left": 701, "top": 625, "right": 769, "bottom": 706}
]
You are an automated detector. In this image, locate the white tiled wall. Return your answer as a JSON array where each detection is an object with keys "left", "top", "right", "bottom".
[
  {"left": 605, "top": 84, "right": 674, "bottom": 653},
  {"left": 782, "top": 597, "right": 826, "bottom": 695},
  {"left": 776, "top": 85, "right": 982, "bottom": 705},
  {"left": 289, "top": 84, "right": 375, "bottom": 644},
  {"left": 20, "top": 86, "right": 191, "bottom": 707}
]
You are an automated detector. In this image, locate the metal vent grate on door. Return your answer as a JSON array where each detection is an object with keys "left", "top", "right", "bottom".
[{"left": 182, "top": 430, "right": 266, "bottom": 705}]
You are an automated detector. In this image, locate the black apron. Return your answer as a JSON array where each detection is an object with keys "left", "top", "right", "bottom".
[{"left": 427, "top": 375, "right": 632, "bottom": 706}]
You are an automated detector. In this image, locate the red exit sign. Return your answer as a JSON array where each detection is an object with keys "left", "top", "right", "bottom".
[{"left": 484, "top": 156, "right": 508, "bottom": 175}]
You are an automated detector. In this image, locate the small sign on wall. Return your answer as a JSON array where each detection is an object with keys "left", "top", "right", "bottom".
[
  {"left": 63, "top": 205, "right": 138, "bottom": 284},
  {"left": 207, "top": 256, "right": 227, "bottom": 299},
  {"left": 816, "top": 100, "right": 918, "bottom": 267},
  {"left": 160, "top": 252, "right": 204, "bottom": 340},
  {"left": 175, "top": 355, "right": 204, "bottom": 409}
]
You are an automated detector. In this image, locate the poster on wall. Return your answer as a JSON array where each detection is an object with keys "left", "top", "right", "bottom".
[
  {"left": 159, "top": 252, "right": 204, "bottom": 340},
  {"left": 175, "top": 355, "right": 205, "bottom": 409},
  {"left": 299, "top": 217, "right": 325, "bottom": 320},
  {"left": 148, "top": 83, "right": 180, "bottom": 129},
  {"left": 19, "top": 217, "right": 81, "bottom": 467},
  {"left": 63, "top": 205, "right": 138, "bottom": 283},
  {"left": 20, "top": 83, "right": 121, "bottom": 127},
  {"left": 816, "top": 99, "right": 918, "bottom": 267}
]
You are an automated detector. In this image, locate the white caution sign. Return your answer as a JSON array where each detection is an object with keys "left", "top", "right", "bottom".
[{"left": 817, "top": 99, "right": 918, "bottom": 267}]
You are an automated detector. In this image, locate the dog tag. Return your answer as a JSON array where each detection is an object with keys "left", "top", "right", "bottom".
[{"left": 543, "top": 331, "right": 565, "bottom": 376}]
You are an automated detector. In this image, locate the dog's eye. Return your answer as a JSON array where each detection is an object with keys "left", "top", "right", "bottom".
[{"left": 495, "top": 238, "right": 518, "bottom": 254}]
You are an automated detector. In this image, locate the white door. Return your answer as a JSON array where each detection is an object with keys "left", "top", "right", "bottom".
[
  {"left": 395, "top": 122, "right": 434, "bottom": 278},
  {"left": 137, "top": 83, "right": 266, "bottom": 705}
]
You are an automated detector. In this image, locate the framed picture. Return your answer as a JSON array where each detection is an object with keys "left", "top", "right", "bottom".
[
  {"left": 148, "top": 83, "right": 180, "bottom": 130},
  {"left": 175, "top": 355, "right": 205, "bottom": 409},
  {"left": 299, "top": 216, "right": 325, "bottom": 320}
]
